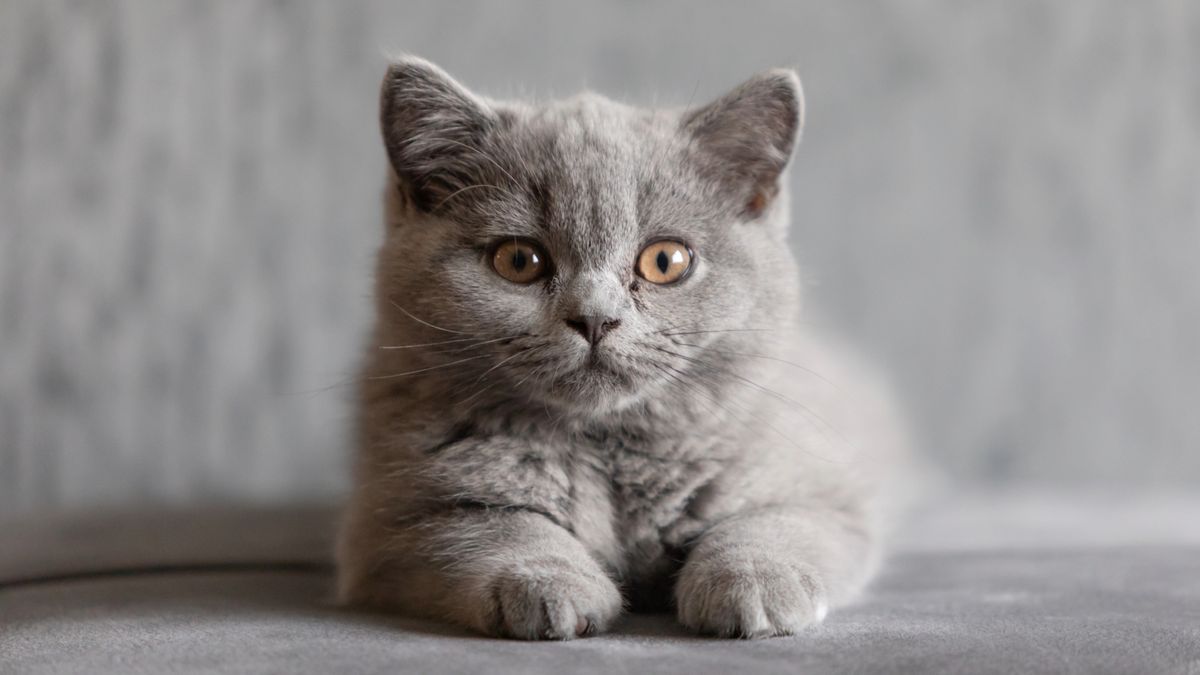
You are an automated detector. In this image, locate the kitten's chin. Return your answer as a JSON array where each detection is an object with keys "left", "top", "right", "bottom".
[
  {"left": 549, "top": 389, "right": 646, "bottom": 419},
  {"left": 538, "top": 362, "right": 649, "bottom": 418}
]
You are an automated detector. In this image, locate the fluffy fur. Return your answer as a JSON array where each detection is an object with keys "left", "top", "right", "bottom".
[{"left": 336, "top": 57, "right": 907, "bottom": 639}]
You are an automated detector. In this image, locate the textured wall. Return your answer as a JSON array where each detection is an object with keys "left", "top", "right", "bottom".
[{"left": 2, "top": 1, "right": 1198, "bottom": 514}]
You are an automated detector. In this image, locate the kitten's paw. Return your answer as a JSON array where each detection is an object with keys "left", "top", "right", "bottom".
[
  {"left": 675, "top": 555, "right": 827, "bottom": 638},
  {"left": 484, "top": 557, "right": 622, "bottom": 640}
]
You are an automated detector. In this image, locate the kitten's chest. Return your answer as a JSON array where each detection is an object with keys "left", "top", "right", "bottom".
[
  {"left": 577, "top": 435, "right": 727, "bottom": 607},
  {"left": 607, "top": 449, "right": 719, "bottom": 540}
]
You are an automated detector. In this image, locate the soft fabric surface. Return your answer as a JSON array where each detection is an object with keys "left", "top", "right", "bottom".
[
  {"left": 3, "top": 551, "right": 1199, "bottom": 675},
  {"left": 2, "top": 495, "right": 1199, "bottom": 674}
]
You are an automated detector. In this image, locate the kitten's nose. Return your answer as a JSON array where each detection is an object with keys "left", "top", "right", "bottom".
[{"left": 564, "top": 315, "right": 620, "bottom": 347}]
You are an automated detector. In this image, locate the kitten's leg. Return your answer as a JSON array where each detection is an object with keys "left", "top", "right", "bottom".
[
  {"left": 675, "top": 505, "right": 876, "bottom": 638},
  {"left": 339, "top": 508, "right": 622, "bottom": 640}
]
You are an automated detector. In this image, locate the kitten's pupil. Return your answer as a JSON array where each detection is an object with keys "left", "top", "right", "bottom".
[
  {"left": 513, "top": 249, "right": 527, "bottom": 271},
  {"left": 656, "top": 251, "right": 669, "bottom": 273}
]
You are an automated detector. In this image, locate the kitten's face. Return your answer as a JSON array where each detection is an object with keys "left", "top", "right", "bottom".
[{"left": 375, "top": 59, "right": 803, "bottom": 417}]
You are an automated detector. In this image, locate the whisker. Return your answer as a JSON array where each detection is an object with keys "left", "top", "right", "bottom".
[
  {"left": 379, "top": 337, "right": 479, "bottom": 350},
  {"left": 646, "top": 360, "right": 728, "bottom": 422},
  {"left": 437, "top": 334, "right": 526, "bottom": 355},
  {"left": 426, "top": 137, "right": 522, "bottom": 187},
  {"left": 672, "top": 342, "right": 842, "bottom": 391},
  {"left": 647, "top": 358, "right": 825, "bottom": 461},
  {"left": 455, "top": 381, "right": 500, "bottom": 408},
  {"left": 442, "top": 342, "right": 547, "bottom": 403},
  {"left": 659, "top": 328, "right": 778, "bottom": 338},
  {"left": 388, "top": 300, "right": 471, "bottom": 335},
  {"left": 511, "top": 358, "right": 551, "bottom": 390},
  {"left": 469, "top": 345, "right": 537, "bottom": 384},
  {"left": 432, "top": 183, "right": 512, "bottom": 212},
  {"left": 652, "top": 345, "right": 851, "bottom": 447},
  {"left": 645, "top": 355, "right": 847, "bottom": 465},
  {"left": 366, "top": 354, "right": 491, "bottom": 380}
]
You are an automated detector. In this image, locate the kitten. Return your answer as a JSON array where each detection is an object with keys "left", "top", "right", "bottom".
[{"left": 336, "top": 56, "right": 907, "bottom": 639}]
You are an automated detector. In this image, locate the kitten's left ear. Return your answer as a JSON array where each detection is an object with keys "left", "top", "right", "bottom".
[{"left": 681, "top": 69, "right": 804, "bottom": 219}]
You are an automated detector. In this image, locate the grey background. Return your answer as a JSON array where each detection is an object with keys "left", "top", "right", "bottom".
[{"left": 2, "top": 1, "right": 1198, "bottom": 515}]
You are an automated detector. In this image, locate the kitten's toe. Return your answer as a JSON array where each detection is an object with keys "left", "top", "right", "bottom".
[
  {"left": 675, "top": 556, "right": 826, "bottom": 638},
  {"left": 487, "top": 559, "right": 622, "bottom": 640}
]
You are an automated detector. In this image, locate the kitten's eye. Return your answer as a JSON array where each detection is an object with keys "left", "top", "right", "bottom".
[
  {"left": 491, "top": 239, "right": 549, "bottom": 284},
  {"left": 636, "top": 239, "right": 693, "bottom": 285}
]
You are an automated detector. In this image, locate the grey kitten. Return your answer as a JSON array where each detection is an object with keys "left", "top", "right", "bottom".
[{"left": 336, "top": 56, "right": 907, "bottom": 639}]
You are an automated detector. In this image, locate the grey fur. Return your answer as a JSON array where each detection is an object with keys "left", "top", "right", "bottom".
[{"left": 337, "top": 56, "right": 906, "bottom": 639}]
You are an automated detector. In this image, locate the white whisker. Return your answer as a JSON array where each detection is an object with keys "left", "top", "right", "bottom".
[
  {"left": 367, "top": 354, "right": 490, "bottom": 380},
  {"left": 432, "top": 183, "right": 512, "bottom": 212},
  {"left": 379, "top": 337, "right": 478, "bottom": 350},
  {"left": 388, "top": 300, "right": 470, "bottom": 335}
]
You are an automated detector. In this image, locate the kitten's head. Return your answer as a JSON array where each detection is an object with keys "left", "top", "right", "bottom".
[{"left": 374, "top": 57, "right": 804, "bottom": 417}]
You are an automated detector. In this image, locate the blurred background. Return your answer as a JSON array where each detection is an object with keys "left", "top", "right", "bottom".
[{"left": 2, "top": 1, "right": 1198, "bottom": 516}]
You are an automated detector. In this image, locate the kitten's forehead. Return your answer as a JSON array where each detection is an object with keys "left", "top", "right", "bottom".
[{"left": 484, "top": 95, "right": 673, "bottom": 268}]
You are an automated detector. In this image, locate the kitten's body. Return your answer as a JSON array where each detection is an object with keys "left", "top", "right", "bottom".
[{"left": 337, "top": 58, "right": 907, "bottom": 639}]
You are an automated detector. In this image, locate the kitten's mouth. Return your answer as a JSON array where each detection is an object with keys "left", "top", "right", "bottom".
[
  {"left": 582, "top": 346, "right": 629, "bottom": 377},
  {"left": 585, "top": 348, "right": 607, "bottom": 369},
  {"left": 546, "top": 349, "right": 639, "bottom": 405},
  {"left": 572, "top": 357, "right": 618, "bottom": 382}
]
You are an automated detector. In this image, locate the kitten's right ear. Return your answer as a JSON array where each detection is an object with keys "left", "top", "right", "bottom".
[{"left": 380, "top": 57, "right": 498, "bottom": 212}]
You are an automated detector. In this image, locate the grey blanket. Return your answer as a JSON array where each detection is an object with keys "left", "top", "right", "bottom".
[{"left": 3, "top": 494, "right": 1198, "bottom": 674}]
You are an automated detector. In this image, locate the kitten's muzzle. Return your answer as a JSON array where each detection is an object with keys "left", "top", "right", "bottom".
[{"left": 564, "top": 315, "right": 620, "bottom": 347}]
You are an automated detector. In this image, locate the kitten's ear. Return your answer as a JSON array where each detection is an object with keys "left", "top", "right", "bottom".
[
  {"left": 380, "top": 57, "right": 499, "bottom": 212},
  {"left": 681, "top": 69, "right": 804, "bottom": 219}
]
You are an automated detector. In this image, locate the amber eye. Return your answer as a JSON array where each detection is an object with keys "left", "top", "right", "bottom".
[
  {"left": 491, "top": 239, "right": 549, "bottom": 284},
  {"left": 636, "top": 239, "right": 693, "bottom": 285}
]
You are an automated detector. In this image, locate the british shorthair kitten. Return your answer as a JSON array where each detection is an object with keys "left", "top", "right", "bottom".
[{"left": 337, "top": 57, "right": 907, "bottom": 639}]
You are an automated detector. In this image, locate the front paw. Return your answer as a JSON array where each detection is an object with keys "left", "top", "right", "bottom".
[
  {"left": 484, "top": 557, "right": 622, "bottom": 640},
  {"left": 675, "top": 555, "right": 827, "bottom": 638}
]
